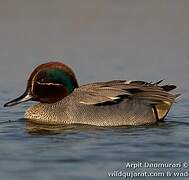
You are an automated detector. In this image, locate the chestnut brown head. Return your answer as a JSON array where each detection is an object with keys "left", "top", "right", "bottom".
[{"left": 4, "top": 62, "right": 79, "bottom": 107}]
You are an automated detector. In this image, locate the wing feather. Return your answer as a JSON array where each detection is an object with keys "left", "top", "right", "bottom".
[{"left": 76, "top": 80, "right": 178, "bottom": 106}]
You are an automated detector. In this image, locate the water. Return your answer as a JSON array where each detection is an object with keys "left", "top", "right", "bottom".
[
  {"left": 1, "top": 100, "right": 189, "bottom": 180},
  {"left": 1, "top": 0, "right": 189, "bottom": 179}
]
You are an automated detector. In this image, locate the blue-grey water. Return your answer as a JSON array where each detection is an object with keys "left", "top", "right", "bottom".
[{"left": 1, "top": 0, "right": 189, "bottom": 179}]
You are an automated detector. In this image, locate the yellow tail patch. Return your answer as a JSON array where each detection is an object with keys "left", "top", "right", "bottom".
[{"left": 154, "top": 101, "right": 172, "bottom": 120}]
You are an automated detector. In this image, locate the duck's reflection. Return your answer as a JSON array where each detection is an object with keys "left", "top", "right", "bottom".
[
  {"left": 25, "top": 119, "right": 109, "bottom": 135},
  {"left": 24, "top": 118, "right": 180, "bottom": 135},
  {"left": 25, "top": 120, "right": 78, "bottom": 135}
]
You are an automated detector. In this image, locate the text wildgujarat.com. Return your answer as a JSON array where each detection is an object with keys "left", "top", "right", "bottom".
[{"left": 107, "top": 171, "right": 189, "bottom": 178}]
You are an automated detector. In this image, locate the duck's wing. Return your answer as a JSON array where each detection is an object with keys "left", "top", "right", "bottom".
[
  {"left": 75, "top": 80, "right": 179, "bottom": 120},
  {"left": 77, "top": 80, "right": 178, "bottom": 105}
]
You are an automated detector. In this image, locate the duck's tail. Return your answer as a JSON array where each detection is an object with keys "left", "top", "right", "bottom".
[{"left": 153, "top": 84, "right": 180, "bottom": 121}]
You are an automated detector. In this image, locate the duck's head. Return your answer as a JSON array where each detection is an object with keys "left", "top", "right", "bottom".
[{"left": 4, "top": 62, "right": 79, "bottom": 107}]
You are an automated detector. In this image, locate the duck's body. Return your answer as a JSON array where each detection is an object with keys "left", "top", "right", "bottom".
[{"left": 4, "top": 62, "right": 179, "bottom": 126}]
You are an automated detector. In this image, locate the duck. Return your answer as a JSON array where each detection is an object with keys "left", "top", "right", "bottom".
[{"left": 4, "top": 61, "right": 179, "bottom": 126}]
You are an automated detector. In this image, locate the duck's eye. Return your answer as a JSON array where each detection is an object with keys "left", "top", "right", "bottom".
[{"left": 40, "top": 78, "right": 45, "bottom": 82}]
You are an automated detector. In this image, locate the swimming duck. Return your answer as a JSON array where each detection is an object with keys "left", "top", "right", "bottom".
[{"left": 4, "top": 62, "right": 179, "bottom": 126}]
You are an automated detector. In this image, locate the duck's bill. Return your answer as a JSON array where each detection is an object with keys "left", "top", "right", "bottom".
[{"left": 4, "top": 92, "right": 33, "bottom": 107}]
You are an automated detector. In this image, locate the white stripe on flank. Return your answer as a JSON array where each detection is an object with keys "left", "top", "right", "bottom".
[
  {"left": 108, "top": 96, "right": 120, "bottom": 100},
  {"left": 124, "top": 80, "right": 132, "bottom": 84}
]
